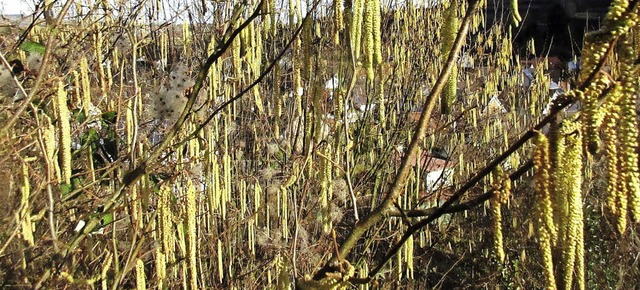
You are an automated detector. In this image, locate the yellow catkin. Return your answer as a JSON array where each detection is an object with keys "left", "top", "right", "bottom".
[
  {"left": 533, "top": 132, "right": 556, "bottom": 289},
  {"left": 560, "top": 129, "right": 583, "bottom": 290},
  {"left": 441, "top": 0, "right": 458, "bottom": 114},
  {"left": 333, "top": 0, "right": 343, "bottom": 45},
  {"left": 18, "top": 162, "right": 34, "bottom": 246},
  {"left": 135, "top": 258, "right": 146, "bottom": 290},
  {"left": 93, "top": 27, "right": 108, "bottom": 96},
  {"left": 351, "top": 0, "right": 364, "bottom": 60},
  {"left": 320, "top": 144, "right": 332, "bottom": 233},
  {"left": 533, "top": 132, "right": 557, "bottom": 241},
  {"left": 499, "top": 170, "right": 511, "bottom": 204},
  {"left": 579, "top": 40, "right": 611, "bottom": 84},
  {"left": 253, "top": 69, "right": 264, "bottom": 111},
  {"left": 185, "top": 179, "right": 198, "bottom": 289},
  {"left": 260, "top": 0, "right": 270, "bottom": 36},
  {"left": 580, "top": 0, "right": 637, "bottom": 83},
  {"left": 80, "top": 57, "right": 92, "bottom": 115},
  {"left": 160, "top": 30, "right": 168, "bottom": 69},
  {"left": 490, "top": 197, "right": 505, "bottom": 263},
  {"left": 55, "top": 81, "right": 72, "bottom": 184},
  {"left": 293, "top": 37, "right": 303, "bottom": 117},
  {"left": 100, "top": 252, "right": 113, "bottom": 289},
  {"left": 217, "top": 238, "right": 224, "bottom": 283},
  {"left": 210, "top": 152, "right": 221, "bottom": 214},
  {"left": 581, "top": 76, "right": 611, "bottom": 154},
  {"left": 131, "top": 184, "right": 143, "bottom": 230},
  {"left": 363, "top": 0, "right": 375, "bottom": 81},
  {"left": 182, "top": 21, "right": 191, "bottom": 55},
  {"left": 232, "top": 36, "right": 242, "bottom": 79},
  {"left": 372, "top": 0, "right": 382, "bottom": 65},
  {"left": 618, "top": 35, "right": 640, "bottom": 223},
  {"left": 176, "top": 217, "right": 187, "bottom": 289},
  {"left": 548, "top": 121, "right": 568, "bottom": 246},
  {"left": 603, "top": 107, "right": 621, "bottom": 217},
  {"left": 593, "top": 82, "right": 624, "bottom": 136},
  {"left": 490, "top": 168, "right": 508, "bottom": 263},
  {"left": 615, "top": 152, "right": 628, "bottom": 234},
  {"left": 302, "top": 19, "right": 313, "bottom": 81},
  {"left": 280, "top": 186, "right": 289, "bottom": 239},
  {"left": 223, "top": 151, "right": 231, "bottom": 220},
  {"left": 267, "top": 0, "right": 276, "bottom": 35},
  {"left": 509, "top": 0, "right": 522, "bottom": 26},
  {"left": 406, "top": 235, "right": 414, "bottom": 279},
  {"left": 159, "top": 184, "right": 175, "bottom": 263},
  {"left": 155, "top": 249, "right": 166, "bottom": 290},
  {"left": 43, "top": 116, "right": 61, "bottom": 183}
]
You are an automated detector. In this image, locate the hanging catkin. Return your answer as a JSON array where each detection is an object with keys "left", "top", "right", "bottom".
[
  {"left": 441, "top": 0, "right": 458, "bottom": 114},
  {"left": 54, "top": 81, "right": 72, "bottom": 184},
  {"left": 533, "top": 132, "right": 557, "bottom": 289}
]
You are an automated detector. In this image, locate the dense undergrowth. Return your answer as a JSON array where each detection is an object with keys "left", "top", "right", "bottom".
[{"left": 0, "top": 0, "right": 639, "bottom": 289}]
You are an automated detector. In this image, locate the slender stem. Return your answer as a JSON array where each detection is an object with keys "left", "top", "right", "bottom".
[
  {"left": 343, "top": 23, "right": 360, "bottom": 223},
  {"left": 0, "top": 228, "right": 19, "bottom": 256}
]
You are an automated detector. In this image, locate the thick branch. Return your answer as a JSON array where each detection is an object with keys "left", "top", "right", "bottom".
[{"left": 387, "top": 161, "right": 533, "bottom": 218}]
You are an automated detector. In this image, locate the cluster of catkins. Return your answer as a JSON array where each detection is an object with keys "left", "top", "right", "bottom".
[{"left": 151, "top": 63, "right": 195, "bottom": 122}]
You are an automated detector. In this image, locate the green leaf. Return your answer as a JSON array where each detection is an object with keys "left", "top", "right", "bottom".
[
  {"left": 72, "top": 108, "right": 87, "bottom": 123},
  {"left": 100, "top": 213, "right": 114, "bottom": 226},
  {"left": 101, "top": 111, "right": 117, "bottom": 124},
  {"left": 60, "top": 183, "right": 73, "bottom": 196},
  {"left": 71, "top": 176, "right": 82, "bottom": 189},
  {"left": 81, "top": 128, "right": 99, "bottom": 147},
  {"left": 19, "top": 41, "right": 45, "bottom": 55}
]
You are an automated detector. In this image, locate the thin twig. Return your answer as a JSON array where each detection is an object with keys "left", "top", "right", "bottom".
[
  {"left": 343, "top": 35, "right": 360, "bottom": 223},
  {"left": 0, "top": 227, "right": 19, "bottom": 256}
]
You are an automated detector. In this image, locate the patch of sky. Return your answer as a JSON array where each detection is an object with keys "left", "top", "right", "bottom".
[{"left": 1, "top": 0, "right": 448, "bottom": 24}]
